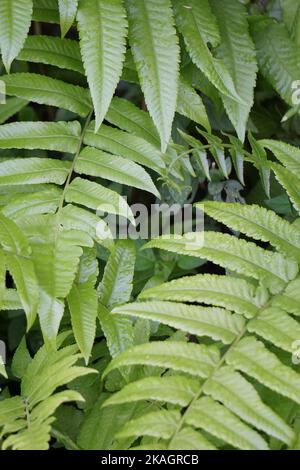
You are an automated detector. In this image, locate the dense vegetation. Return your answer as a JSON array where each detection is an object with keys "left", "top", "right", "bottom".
[{"left": 1, "top": 0, "right": 300, "bottom": 451}]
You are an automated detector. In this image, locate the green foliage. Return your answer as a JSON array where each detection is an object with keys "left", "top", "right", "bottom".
[
  {"left": 0, "top": 336, "right": 95, "bottom": 450},
  {"left": 0, "top": 0, "right": 300, "bottom": 451}
]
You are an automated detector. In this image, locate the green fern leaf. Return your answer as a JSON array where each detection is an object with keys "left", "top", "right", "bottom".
[
  {"left": 58, "top": 0, "right": 78, "bottom": 37},
  {"left": 173, "top": 0, "right": 240, "bottom": 102},
  {"left": 1, "top": 73, "right": 91, "bottom": 117},
  {"left": 84, "top": 123, "right": 165, "bottom": 172},
  {"left": 126, "top": 0, "right": 179, "bottom": 152},
  {"left": 171, "top": 427, "right": 216, "bottom": 450},
  {"left": 203, "top": 201, "right": 300, "bottom": 261},
  {"left": 117, "top": 409, "right": 181, "bottom": 440},
  {"left": 226, "top": 336, "right": 300, "bottom": 405},
  {"left": 139, "top": 274, "right": 268, "bottom": 318},
  {"left": 75, "top": 146, "right": 160, "bottom": 197},
  {"left": 145, "top": 232, "right": 298, "bottom": 293},
  {"left": 0, "top": 0, "right": 33, "bottom": 73},
  {"left": 0, "top": 214, "right": 39, "bottom": 329},
  {"left": 210, "top": 0, "right": 257, "bottom": 142},
  {"left": 0, "top": 158, "right": 71, "bottom": 186},
  {"left": 105, "top": 97, "right": 160, "bottom": 148},
  {"left": 0, "top": 121, "right": 80, "bottom": 152},
  {"left": 99, "top": 240, "right": 136, "bottom": 308},
  {"left": 260, "top": 139, "right": 300, "bottom": 178},
  {"left": 78, "top": 400, "right": 153, "bottom": 450},
  {"left": 112, "top": 301, "right": 245, "bottom": 344},
  {"left": 65, "top": 177, "right": 135, "bottom": 224},
  {"left": 185, "top": 396, "right": 268, "bottom": 450},
  {"left": 272, "top": 163, "right": 300, "bottom": 214},
  {"left": 32, "top": 0, "right": 59, "bottom": 23},
  {"left": 2, "top": 187, "right": 62, "bottom": 219},
  {"left": 102, "top": 375, "right": 199, "bottom": 408},
  {"left": 0, "top": 98, "right": 28, "bottom": 125},
  {"left": 177, "top": 77, "right": 210, "bottom": 132},
  {"left": 18, "top": 35, "right": 84, "bottom": 74},
  {"left": 203, "top": 366, "right": 294, "bottom": 445},
  {"left": 247, "top": 307, "right": 300, "bottom": 353},
  {"left": 77, "top": 0, "right": 127, "bottom": 130},
  {"left": 103, "top": 341, "right": 219, "bottom": 379},
  {"left": 250, "top": 17, "right": 300, "bottom": 106},
  {"left": 67, "top": 249, "right": 98, "bottom": 363}
]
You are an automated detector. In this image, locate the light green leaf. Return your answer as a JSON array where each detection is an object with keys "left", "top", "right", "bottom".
[
  {"left": 112, "top": 301, "right": 245, "bottom": 344},
  {"left": 103, "top": 341, "right": 219, "bottom": 379},
  {"left": 145, "top": 232, "right": 298, "bottom": 293},
  {"left": 58, "top": 0, "right": 78, "bottom": 37},
  {"left": 2, "top": 187, "right": 62, "bottom": 220},
  {"left": 203, "top": 366, "right": 294, "bottom": 445},
  {"left": 1, "top": 73, "right": 91, "bottom": 117},
  {"left": 18, "top": 35, "right": 84, "bottom": 74},
  {"left": 247, "top": 307, "right": 300, "bottom": 353},
  {"left": 139, "top": 274, "right": 267, "bottom": 318},
  {"left": 126, "top": 0, "right": 179, "bottom": 152},
  {"left": 260, "top": 139, "right": 300, "bottom": 179},
  {"left": 250, "top": 17, "right": 300, "bottom": 106},
  {"left": 99, "top": 240, "right": 136, "bottom": 308},
  {"left": 173, "top": 0, "right": 240, "bottom": 102},
  {"left": 186, "top": 396, "right": 268, "bottom": 450},
  {"left": 68, "top": 282, "right": 97, "bottom": 364},
  {"left": 75, "top": 147, "right": 160, "bottom": 197},
  {"left": 117, "top": 409, "right": 181, "bottom": 440},
  {"left": 0, "top": 121, "right": 80, "bottom": 153},
  {"left": 105, "top": 97, "right": 160, "bottom": 148},
  {"left": 84, "top": 122, "right": 165, "bottom": 172},
  {"left": 203, "top": 201, "right": 300, "bottom": 262},
  {"left": 272, "top": 163, "right": 300, "bottom": 214},
  {"left": 103, "top": 375, "right": 199, "bottom": 408},
  {"left": 0, "top": 158, "right": 71, "bottom": 186},
  {"left": 65, "top": 177, "right": 135, "bottom": 224},
  {"left": 210, "top": 0, "right": 257, "bottom": 142},
  {"left": 177, "top": 77, "right": 210, "bottom": 132},
  {"left": 77, "top": 0, "right": 127, "bottom": 130},
  {"left": 0, "top": 214, "right": 39, "bottom": 329},
  {"left": 0, "top": 98, "right": 28, "bottom": 125},
  {"left": 170, "top": 427, "right": 216, "bottom": 450},
  {"left": 0, "top": 0, "right": 33, "bottom": 73}
]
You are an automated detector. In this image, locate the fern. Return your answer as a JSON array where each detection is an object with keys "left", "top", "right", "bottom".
[
  {"left": 103, "top": 198, "right": 300, "bottom": 449},
  {"left": 0, "top": 335, "right": 95, "bottom": 450},
  {"left": 0, "top": 0, "right": 300, "bottom": 452}
]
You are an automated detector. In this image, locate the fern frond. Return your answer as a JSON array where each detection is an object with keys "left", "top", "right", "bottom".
[
  {"left": 145, "top": 232, "right": 298, "bottom": 293},
  {"left": 32, "top": 0, "right": 59, "bottom": 23},
  {"left": 75, "top": 146, "right": 160, "bottom": 197},
  {"left": 139, "top": 274, "right": 267, "bottom": 318},
  {"left": 0, "top": 121, "right": 81, "bottom": 152},
  {"left": 126, "top": 0, "right": 179, "bottom": 152},
  {"left": 58, "top": 0, "right": 78, "bottom": 38},
  {"left": 0, "top": 0, "right": 33, "bottom": 73},
  {"left": 112, "top": 301, "right": 245, "bottom": 344},
  {"left": 0, "top": 340, "right": 95, "bottom": 450},
  {"left": 18, "top": 35, "right": 84, "bottom": 73},
  {"left": 210, "top": 0, "right": 257, "bottom": 142},
  {"left": 103, "top": 341, "right": 219, "bottom": 379},
  {"left": 173, "top": 0, "right": 239, "bottom": 102},
  {"left": 65, "top": 177, "right": 134, "bottom": 224},
  {"left": 84, "top": 122, "right": 165, "bottom": 172},
  {"left": 77, "top": 0, "right": 127, "bottom": 130},
  {"left": 202, "top": 201, "right": 300, "bottom": 261},
  {"left": 1, "top": 73, "right": 91, "bottom": 117},
  {"left": 250, "top": 17, "right": 300, "bottom": 106},
  {"left": 102, "top": 375, "right": 200, "bottom": 408}
]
